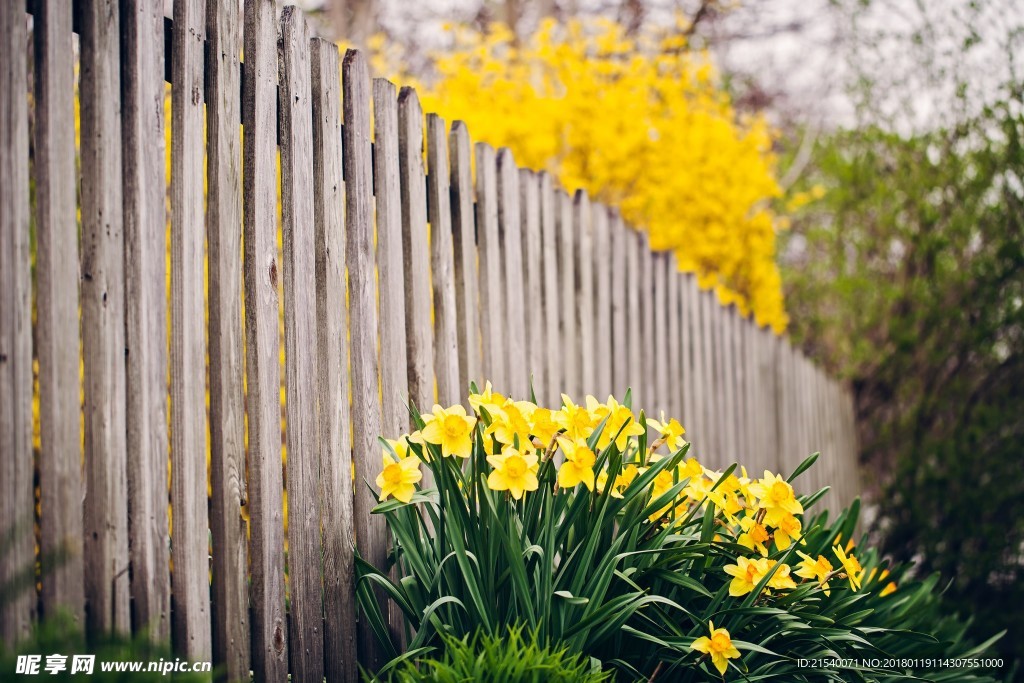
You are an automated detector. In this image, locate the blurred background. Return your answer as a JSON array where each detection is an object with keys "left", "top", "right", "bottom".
[{"left": 288, "top": 0, "right": 1024, "bottom": 664}]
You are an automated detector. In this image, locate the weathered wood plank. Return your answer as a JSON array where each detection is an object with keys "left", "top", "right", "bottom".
[
  {"left": 343, "top": 49, "right": 387, "bottom": 671},
  {"left": 593, "top": 205, "right": 612, "bottom": 399},
  {"left": 640, "top": 234, "right": 656, "bottom": 417},
  {"left": 205, "top": 0, "right": 249, "bottom": 675},
  {"left": 311, "top": 37, "right": 358, "bottom": 683},
  {"left": 575, "top": 191, "right": 595, "bottom": 398},
  {"left": 653, "top": 252, "right": 669, "bottom": 417},
  {"left": 279, "top": 10, "right": 325, "bottom": 681},
  {"left": 610, "top": 213, "right": 628, "bottom": 400},
  {"left": 399, "top": 88, "right": 435, "bottom": 412},
  {"left": 0, "top": 0, "right": 35, "bottom": 646},
  {"left": 680, "top": 275, "right": 695, "bottom": 435},
  {"left": 539, "top": 174, "right": 560, "bottom": 407},
  {"left": 558, "top": 190, "right": 579, "bottom": 399},
  {"left": 667, "top": 260, "right": 682, "bottom": 422},
  {"left": 123, "top": 0, "right": 171, "bottom": 642},
  {"left": 79, "top": 0, "right": 131, "bottom": 637},
  {"left": 374, "top": 79, "right": 409, "bottom": 436},
  {"left": 170, "top": 0, "right": 212, "bottom": 660},
  {"left": 449, "top": 123, "right": 479, "bottom": 399},
  {"left": 520, "top": 170, "right": 544, "bottom": 401},
  {"left": 243, "top": 1, "right": 288, "bottom": 678},
  {"left": 498, "top": 149, "right": 527, "bottom": 398},
  {"left": 700, "top": 290, "right": 717, "bottom": 464},
  {"left": 32, "top": 0, "right": 85, "bottom": 627},
  {"left": 723, "top": 306, "right": 738, "bottom": 460},
  {"left": 625, "top": 226, "right": 641, "bottom": 407},
  {"left": 475, "top": 144, "right": 506, "bottom": 391},
  {"left": 427, "top": 115, "right": 460, "bottom": 408}
]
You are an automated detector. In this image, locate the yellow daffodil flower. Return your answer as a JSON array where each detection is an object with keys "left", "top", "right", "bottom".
[
  {"left": 557, "top": 437, "right": 597, "bottom": 490},
  {"left": 486, "top": 446, "right": 539, "bottom": 500},
  {"left": 794, "top": 551, "right": 833, "bottom": 596},
  {"left": 738, "top": 516, "right": 771, "bottom": 556},
  {"left": 555, "top": 394, "right": 597, "bottom": 441},
  {"left": 765, "top": 560, "right": 797, "bottom": 591},
  {"left": 648, "top": 413, "right": 687, "bottom": 452},
  {"left": 723, "top": 556, "right": 771, "bottom": 597},
  {"left": 747, "top": 471, "right": 803, "bottom": 526},
  {"left": 375, "top": 454, "right": 423, "bottom": 503},
  {"left": 834, "top": 544, "right": 864, "bottom": 591},
  {"left": 772, "top": 512, "right": 802, "bottom": 551},
  {"left": 421, "top": 404, "right": 477, "bottom": 459},
  {"left": 691, "top": 621, "right": 741, "bottom": 675}
]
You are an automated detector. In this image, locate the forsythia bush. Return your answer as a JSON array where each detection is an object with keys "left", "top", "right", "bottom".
[
  {"left": 358, "top": 384, "right": 1003, "bottom": 681},
  {"left": 378, "top": 20, "right": 788, "bottom": 330}
]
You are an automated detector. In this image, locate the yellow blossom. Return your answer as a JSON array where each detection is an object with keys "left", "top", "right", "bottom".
[
  {"left": 557, "top": 437, "right": 597, "bottom": 491},
  {"left": 723, "top": 556, "right": 771, "bottom": 597},
  {"left": 648, "top": 414, "right": 687, "bottom": 451},
  {"left": 747, "top": 471, "right": 803, "bottom": 526},
  {"left": 765, "top": 560, "right": 797, "bottom": 591},
  {"left": 486, "top": 446, "right": 540, "bottom": 500},
  {"left": 738, "top": 516, "right": 771, "bottom": 556},
  {"left": 772, "top": 512, "right": 802, "bottom": 550},
  {"left": 421, "top": 404, "right": 477, "bottom": 459},
  {"left": 485, "top": 401, "right": 534, "bottom": 447},
  {"left": 691, "top": 621, "right": 741, "bottom": 675},
  {"left": 587, "top": 395, "right": 645, "bottom": 451},
  {"left": 469, "top": 381, "right": 508, "bottom": 415},
  {"left": 375, "top": 453, "right": 423, "bottom": 503},
  {"left": 555, "top": 394, "right": 597, "bottom": 441},
  {"left": 834, "top": 544, "right": 865, "bottom": 591},
  {"left": 528, "top": 406, "right": 562, "bottom": 445},
  {"left": 794, "top": 551, "right": 833, "bottom": 596}
]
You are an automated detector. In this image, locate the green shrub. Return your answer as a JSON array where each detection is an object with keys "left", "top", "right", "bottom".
[
  {"left": 370, "top": 624, "right": 609, "bottom": 683},
  {"left": 356, "top": 386, "right": 1006, "bottom": 681}
]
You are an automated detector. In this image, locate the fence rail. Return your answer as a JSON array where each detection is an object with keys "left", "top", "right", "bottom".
[{"left": 0, "top": 1, "right": 860, "bottom": 679}]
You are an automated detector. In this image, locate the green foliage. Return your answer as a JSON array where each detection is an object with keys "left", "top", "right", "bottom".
[
  {"left": 782, "top": 91, "right": 1024, "bottom": 665},
  {"left": 0, "top": 612, "right": 213, "bottom": 681},
  {"left": 370, "top": 625, "right": 610, "bottom": 683}
]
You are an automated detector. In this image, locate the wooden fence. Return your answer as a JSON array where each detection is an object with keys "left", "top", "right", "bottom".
[{"left": 0, "top": 1, "right": 860, "bottom": 680}]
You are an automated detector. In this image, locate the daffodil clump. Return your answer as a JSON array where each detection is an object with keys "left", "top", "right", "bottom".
[{"left": 360, "top": 384, "right": 999, "bottom": 681}]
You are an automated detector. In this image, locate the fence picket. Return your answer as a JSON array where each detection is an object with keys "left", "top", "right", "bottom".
[
  {"left": 32, "top": 0, "right": 85, "bottom": 627},
  {"left": 243, "top": 1, "right": 288, "bottom": 678},
  {"left": 205, "top": 0, "right": 249, "bottom": 675},
  {"left": 593, "top": 205, "right": 612, "bottom": 398},
  {"left": 279, "top": 10, "right": 325, "bottom": 681},
  {"left": 399, "top": 88, "right": 435, "bottom": 413},
  {"left": 610, "top": 213, "right": 628, "bottom": 399},
  {"left": 374, "top": 79, "right": 410, "bottom": 436},
  {"left": 499, "top": 149, "right": 528, "bottom": 398},
  {"left": 625, "top": 225, "right": 642, "bottom": 406},
  {"left": 640, "top": 234, "right": 656, "bottom": 417},
  {"left": 427, "top": 115, "right": 461, "bottom": 407},
  {"left": 667, "top": 261, "right": 682, "bottom": 422},
  {"left": 559, "top": 190, "right": 579, "bottom": 398},
  {"left": 540, "top": 174, "right": 561, "bottom": 406},
  {"left": 311, "top": 37, "right": 358, "bottom": 683},
  {"left": 476, "top": 144, "right": 506, "bottom": 390},
  {"left": 520, "top": 170, "right": 545, "bottom": 400},
  {"left": 0, "top": 0, "right": 35, "bottom": 646},
  {"left": 344, "top": 49, "right": 388, "bottom": 671},
  {"left": 575, "top": 191, "right": 595, "bottom": 397},
  {"left": 653, "top": 252, "right": 669, "bottom": 417},
  {"left": 80, "top": 0, "right": 131, "bottom": 636},
  {"left": 449, "top": 123, "right": 480, "bottom": 397}
]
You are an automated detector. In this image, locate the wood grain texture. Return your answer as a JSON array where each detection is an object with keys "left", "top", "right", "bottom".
[
  {"left": 399, "top": 88, "right": 435, "bottom": 413},
  {"left": 170, "top": 0, "right": 212, "bottom": 660},
  {"left": 449, "top": 123, "right": 480, "bottom": 399},
  {"left": 279, "top": 10, "right": 325, "bottom": 681},
  {"left": 574, "top": 191, "right": 595, "bottom": 397},
  {"left": 640, "top": 234, "right": 656, "bottom": 417},
  {"left": 374, "top": 79, "right": 410, "bottom": 436},
  {"left": 520, "top": 170, "right": 544, "bottom": 401},
  {"left": 539, "top": 174, "right": 560, "bottom": 407},
  {"left": 653, "top": 252, "right": 668, "bottom": 417},
  {"left": 498, "top": 149, "right": 527, "bottom": 398},
  {"left": 311, "top": 37, "right": 358, "bottom": 683},
  {"left": 0, "top": 0, "right": 35, "bottom": 647},
  {"left": 609, "top": 213, "right": 628, "bottom": 400},
  {"left": 205, "top": 0, "right": 249, "bottom": 676},
  {"left": 699, "top": 290, "right": 716, "bottom": 463},
  {"left": 667, "top": 261, "right": 682, "bottom": 421},
  {"left": 32, "top": 0, "right": 84, "bottom": 627},
  {"left": 427, "top": 115, "right": 461, "bottom": 407},
  {"left": 558, "top": 190, "right": 579, "bottom": 398},
  {"left": 685, "top": 277, "right": 702, "bottom": 448},
  {"left": 79, "top": 0, "right": 131, "bottom": 637},
  {"left": 243, "top": 1, "right": 288, "bottom": 678},
  {"left": 593, "top": 205, "right": 612, "bottom": 399},
  {"left": 343, "top": 49, "right": 387, "bottom": 671},
  {"left": 625, "top": 226, "right": 641, "bottom": 407},
  {"left": 475, "top": 144, "right": 506, "bottom": 390},
  {"left": 122, "top": 0, "right": 171, "bottom": 643}
]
